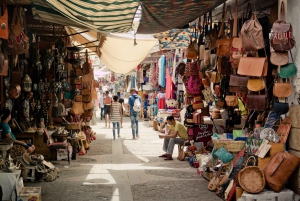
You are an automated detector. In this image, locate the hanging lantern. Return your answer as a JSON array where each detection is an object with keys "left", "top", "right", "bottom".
[{"left": 22, "top": 74, "right": 32, "bottom": 92}]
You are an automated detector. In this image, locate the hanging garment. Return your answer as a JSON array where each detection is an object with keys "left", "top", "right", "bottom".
[
  {"left": 166, "top": 68, "right": 175, "bottom": 99},
  {"left": 157, "top": 92, "right": 166, "bottom": 109},
  {"left": 130, "top": 75, "right": 136, "bottom": 89},
  {"left": 158, "top": 55, "right": 166, "bottom": 87},
  {"left": 155, "top": 62, "right": 159, "bottom": 87}
]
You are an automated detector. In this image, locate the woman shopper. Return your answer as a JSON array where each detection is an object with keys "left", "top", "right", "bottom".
[{"left": 110, "top": 95, "right": 122, "bottom": 140}]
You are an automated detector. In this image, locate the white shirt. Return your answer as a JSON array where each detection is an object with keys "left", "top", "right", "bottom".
[{"left": 99, "top": 94, "right": 104, "bottom": 108}]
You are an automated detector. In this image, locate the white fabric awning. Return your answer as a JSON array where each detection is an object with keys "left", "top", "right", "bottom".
[{"left": 99, "top": 34, "right": 157, "bottom": 74}]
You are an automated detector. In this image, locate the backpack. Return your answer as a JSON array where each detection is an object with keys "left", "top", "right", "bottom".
[{"left": 133, "top": 97, "right": 141, "bottom": 112}]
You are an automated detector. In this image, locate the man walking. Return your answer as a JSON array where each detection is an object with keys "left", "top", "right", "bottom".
[
  {"left": 128, "top": 88, "right": 141, "bottom": 139},
  {"left": 117, "top": 91, "right": 124, "bottom": 128},
  {"left": 104, "top": 91, "right": 112, "bottom": 128},
  {"left": 159, "top": 116, "right": 188, "bottom": 160}
]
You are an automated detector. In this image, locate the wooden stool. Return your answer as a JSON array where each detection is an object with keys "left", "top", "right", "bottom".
[{"left": 24, "top": 166, "right": 36, "bottom": 181}]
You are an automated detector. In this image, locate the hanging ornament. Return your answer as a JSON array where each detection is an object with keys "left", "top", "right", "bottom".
[{"left": 22, "top": 74, "right": 32, "bottom": 92}]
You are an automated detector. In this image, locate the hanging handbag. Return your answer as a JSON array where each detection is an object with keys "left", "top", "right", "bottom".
[
  {"left": 74, "top": 77, "right": 82, "bottom": 85},
  {"left": 246, "top": 79, "right": 268, "bottom": 111},
  {"left": 82, "top": 88, "right": 91, "bottom": 95},
  {"left": 218, "top": 56, "right": 231, "bottom": 75},
  {"left": 82, "top": 95, "right": 92, "bottom": 103},
  {"left": 225, "top": 95, "right": 238, "bottom": 107},
  {"left": 264, "top": 152, "right": 300, "bottom": 192},
  {"left": 0, "top": 0, "right": 8, "bottom": 39},
  {"left": 71, "top": 101, "right": 84, "bottom": 115},
  {"left": 229, "top": 75, "right": 248, "bottom": 94},
  {"left": 241, "top": 13, "right": 265, "bottom": 51},
  {"left": 205, "top": 11, "right": 218, "bottom": 50},
  {"left": 83, "top": 101, "right": 94, "bottom": 110},
  {"left": 74, "top": 95, "right": 82, "bottom": 102},
  {"left": 187, "top": 41, "right": 198, "bottom": 60},
  {"left": 11, "top": 61, "right": 22, "bottom": 85},
  {"left": 276, "top": 117, "right": 292, "bottom": 143},
  {"left": 7, "top": 6, "right": 29, "bottom": 55},
  {"left": 273, "top": 78, "right": 292, "bottom": 98},
  {"left": 247, "top": 78, "right": 265, "bottom": 92},
  {"left": 209, "top": 72, "right": 221, "bottom": 83},
  {"left": 270, "top": 50, "right": 288, "bottom": 66},
  {"left": 215, "top": 5, "right": 233, "bottom": 57},
  {"left": 187, "top": 75, "right": 202, "bottom": 95},
  {"left": 270, "top": 2, "right": 296, "bottom": 51},
  {"left": 237, "top": 57, "right": 268, "bottom": 77},
  {"left": 277, "top": 63, "right": 297, "bottom": 78}
]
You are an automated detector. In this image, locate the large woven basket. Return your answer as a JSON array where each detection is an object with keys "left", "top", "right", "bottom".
[
  {"left": 213, "top": 140, "right": 244, "bottom": 152},
  {"left": 238, "top": 166, "right": 265, "bottom": 194},
  {"left": 65, "top": 123, "right": 81, "bottom": 130}
]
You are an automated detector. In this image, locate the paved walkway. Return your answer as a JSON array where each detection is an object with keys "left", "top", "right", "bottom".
[{"left": 26, "top": 114, "right": 221, "bottom": 201}]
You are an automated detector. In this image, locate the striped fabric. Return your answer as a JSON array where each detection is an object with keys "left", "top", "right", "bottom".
[{"left": 31, "top": 0, "right": 139, "bottom": 33}]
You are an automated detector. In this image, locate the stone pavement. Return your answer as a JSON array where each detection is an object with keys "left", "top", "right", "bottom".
[{"left": 26, "top": 115, "right": 221, "bottom": 201}]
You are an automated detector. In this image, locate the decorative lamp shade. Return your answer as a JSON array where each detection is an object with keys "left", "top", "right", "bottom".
[{"left": 22, "top": 74, "right": 32, "bottom": 92}]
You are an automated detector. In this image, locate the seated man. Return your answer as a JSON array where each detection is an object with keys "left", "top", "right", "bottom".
[
  {"left": 159, "top": 116, "right": 188, "bottom": 160},
  {"left": 0, "top": 109, "right": 35, "bottom": 154}
]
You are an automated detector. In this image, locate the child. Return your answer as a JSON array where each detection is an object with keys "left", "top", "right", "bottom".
[{"left": 110, "top": 95, "right": 122, "bottom": 139}]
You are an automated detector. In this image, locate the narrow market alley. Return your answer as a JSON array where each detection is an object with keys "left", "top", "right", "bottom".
[{"left": 26, "top": 115, "right": 221, "bottom": 201}]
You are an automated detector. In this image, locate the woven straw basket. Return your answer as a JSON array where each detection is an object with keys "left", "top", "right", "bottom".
[
  {"left": 238, "top": 166, "right": 265, "bottom": 194},
  {"left": 213, "top": 140, "right": 244, "bottom": 152}
]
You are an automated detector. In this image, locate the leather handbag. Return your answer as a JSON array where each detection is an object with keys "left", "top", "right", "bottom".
[
  {"left": 74, "top": 77, "right": 82, "bottom": 85},
  {"left": 273, "top": 80, "right": 292, "bottom": 98},
  {"left": 277, "top": 63, "right": 297, "bottom": 78},
  {"left": 246, "top": 94, "right": 268, "bottom": 111},
  {"left": 276, "top": 117, "right": 292, "bottom": 143},
  {"left": 82, "top": 95, "right": 92, "bottom": 103},
  {"left": 218, "top": 56, "right": 231, "bottom": 75},
  {"left": 229, "top": 75, "right": 248, "bottom": 94},
  {"left": 210, "top": 72, "right": 221, "bottom": 83},
  {"left": 270, "top": 2, "right": 296, "bottom": 51},
  {"left": 241, "top": 13, "right": 265, "bottom": 51},
  {"left": 187, "top": 41, "right": 198, "bottom": 60},
  {"left": 74, "top": 95, "right": 82, "bottom": 102},
  {"left": 71, "top": 101, "right": 84, "bottom": 115},
  {"left": 270, "top": 50, "right": 288, "bottom": 66},
  {"left": 205, "top": 11, "right": 218, "bottom": 50},
  {"left": 74, "top": 68, "right": 83, "bottom": 76},
  {"left": 203, "top": 50, "right": 210, "bottom": 67},
  {"left": 82, "top": 88, "right": 91, "bottom": 95},
  {"left": 247, "top": 78, "right": 265, "bottom": 92},
  {"left": 264, "top": 152, "right": 300, "bottom": 192},
  {"left": 246, "top": 80, "right": 268, "bottom": 111},
  {"left": 0, "top": 0, "right": 8, "bottom": 39},
  {"left": 82, "top": 109, "right": 93, "bottom": 118},
  {"left": 237, "top": 57, "right": 268, "bottom": 77},
  {"left": 216, "top": 6, "right": 233, "bottom": 57},
  {"left": 225, "top": 95, "right": 238, "bottom": 107},
  {"left": 83, "top": 101, "right": 94, "bottom": 110},
  {"left": 273, "top": 100, "right": 289, "bottom": 115}
]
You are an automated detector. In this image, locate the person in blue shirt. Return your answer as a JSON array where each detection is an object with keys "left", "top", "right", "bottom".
[
  {"left": 143, "top": 94, "right": 149, "bottom": 121},
  {"left": 0, "top": 109, "right": 35, "bottom": 153},
  {"left": 128, "top": 88, "right": 141, "bottom": 139}
]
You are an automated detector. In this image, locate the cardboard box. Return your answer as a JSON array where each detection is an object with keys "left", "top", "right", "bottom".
[
  {"left": 258, "top": 142, "right": 285, "bottom": 169},
  {"left": 18, "top": 187, "right": 41, "bottom": 201}
]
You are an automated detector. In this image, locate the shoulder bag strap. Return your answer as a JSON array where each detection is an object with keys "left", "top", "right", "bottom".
[
  {"left": 280, "top": 1, "right": 286, "bottom": 22},
  {"left": 218, "top": 5, "right": 233, "bottom": 38},
  {"left": 233, "top": 0, "right": 238, "bottom": 38},
  {"left": 218, "top": 3, "right": 226, "bottom": 38}
]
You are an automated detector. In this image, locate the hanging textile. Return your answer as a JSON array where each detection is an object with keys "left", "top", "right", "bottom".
[
  {"left": 159, "top": 55, "right": 166, "bottom": 87},
  {"left": 155, "top": 62, "right": 159, "bottom": 88},
  {"left": 130, "top": 75, "right": 136, "bottom": 89},
  {"left": 153, "top": 29, "right": 190, "bottom": 50},
  {"left": 136, "top": 70, "right": 141, "bottom": 90},
  {"left": 172, "top": 49, "right": 183, "bottom": 84},
  {"left": 137, "top": 0, "right": 225, "bottom": 34},
  {"left": 165, "top": 68, "right": 175, "bottom": 99}
]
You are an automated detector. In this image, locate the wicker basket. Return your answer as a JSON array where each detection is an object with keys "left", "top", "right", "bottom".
[
  {"left": 238, "top": 166, "right": 265, "bottom": 194},
  {"left": 65, "top": 123, "right": 81, "bottom": 130},
  {"left": 213, "top": 140, "right": 244, "bottom": 152}
]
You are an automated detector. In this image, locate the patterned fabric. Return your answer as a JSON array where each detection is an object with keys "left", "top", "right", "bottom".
[
  {"left": 159, "top": 55, "right": 166, "bottom": 87},
  {"left": 154, "top": 29, "right": 190, "bottom": 50},
  {"left": 32, "top": 0, "right": 139, "bottom": 33},
  {"left": 110, "top": 102, "right": 121, "bottom": 122},
  {"left": 138, "top": 0, "right": 225, "bottom": 34},
  {"left": 155, "top": 62, "right": 159, "bottom": 87}
]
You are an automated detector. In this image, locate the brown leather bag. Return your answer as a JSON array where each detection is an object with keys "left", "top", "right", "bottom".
[
  {"left": 0, "top": 0, "right": 8, "bottom": 39},
  {"left": 225, "top": 95, "right": 238, "bottom": 107},
  {"left": 264, "top": 152, "right": 300, "bottom": 192},
  {"left": 74, "top": 95, "right": 82, "bottom": 102},
  {"left": 218, "top": 56, "right": 231, "bottom": 75},
  {"left": 74, "top": 68, "right": 83, "bottom": 76},
  {"left": 187, "top": 41, "right": 198, "bottom": 60},
  {"left": 216, "top": 6, "right": 233, "bottom": 57},
  {"left": 237, "top": 57, "right": 268, "bottom": 77},
  {"left": 205, "top": 11, "right": 218, "bottom": 50},
  {"left": 270, "top": 50, "right": 288, "bottom": 66},
  {"left": 210, "top": 72, "right": 221, "bottom": 83},
  {"left": 83, "top": 101, "right": 94, "bottom": 110},
  {"left": 82, "top": 88, "right": 91, "bottom": 95},
  {"left": 247, "top": 78, "right": 268, "bottom": 111},
  {"left": 82, "top": 95, "right": 92, "bottom": 103},
  {"left": 74, "top": 77, "right": 82, "bottom": 85},
  {"left": 82, "top": 109, "right": 93, "bottom": 118},
  {"left": 241, "top": 13, "right": 264, "bottom": 50},
  {"left": 71, "top": 101, "right": 84, "bottom": 115},
  {"left": 247, "top": 78, "right": 265, "bottom": 92},
  {"left": 270, "top": 2, "right": 296, "bottom": 51},
  {"left": 229, "top": 75, "right": 248, "bottom": 94},
  {"left": 273, "top": 79, "right": 292, "bottom": 98}
]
